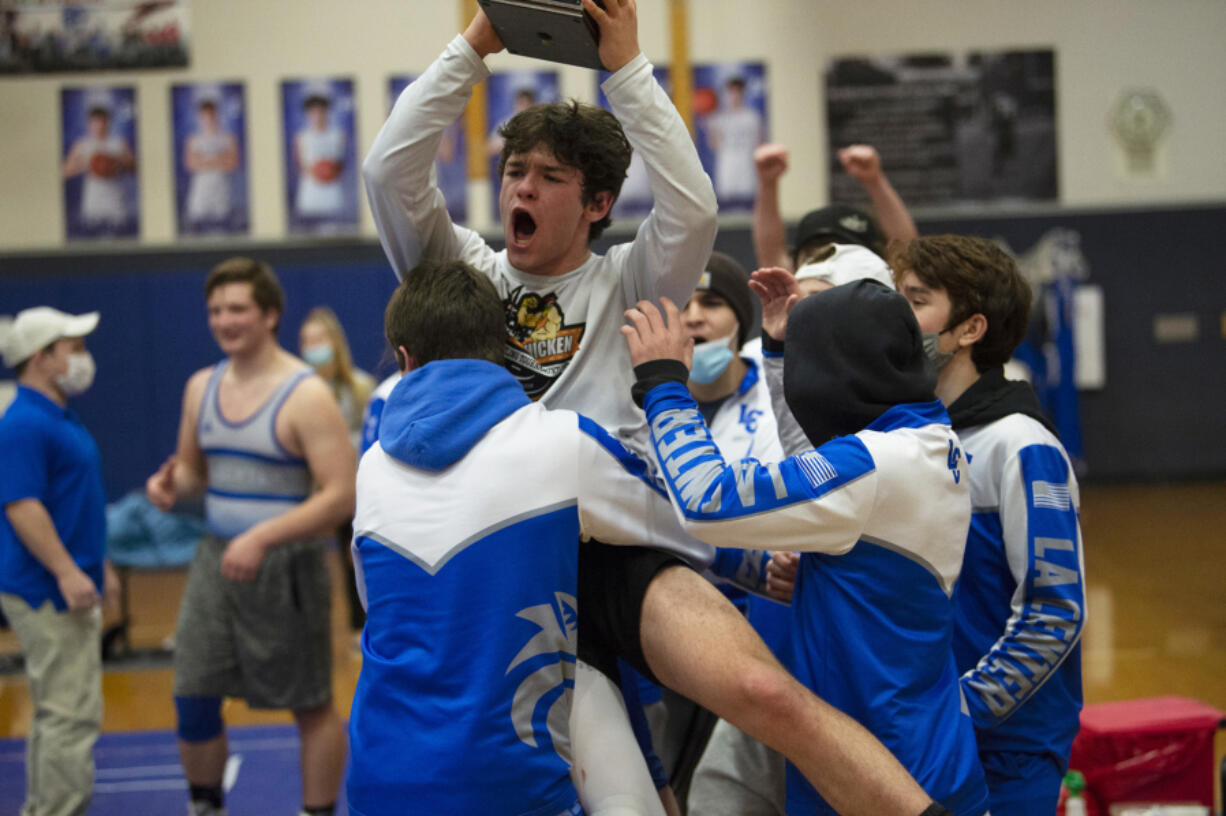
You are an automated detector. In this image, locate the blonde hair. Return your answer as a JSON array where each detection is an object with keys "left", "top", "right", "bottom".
[{"left": 301, "top": 306, "right": 373, "bottom": 406}]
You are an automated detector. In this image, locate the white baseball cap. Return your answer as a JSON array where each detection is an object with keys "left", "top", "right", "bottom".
[
  {"left": 3, "top": 307, "right": 100, "bottom": 368},
  {"left": 795, "top": 243, "right": 895, "bottom": 291}
]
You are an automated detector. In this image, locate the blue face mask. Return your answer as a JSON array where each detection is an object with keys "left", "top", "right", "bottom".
[
  {"left": 302, "top": 344, "right": 334, "bottom": 367},
  {"left": 689, "top": 334, "right": 736, "bottom": 384}
]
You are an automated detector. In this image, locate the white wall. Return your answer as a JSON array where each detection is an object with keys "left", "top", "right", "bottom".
[{"left": 0, "top": 0, "right": 1223, "bottom": 251}]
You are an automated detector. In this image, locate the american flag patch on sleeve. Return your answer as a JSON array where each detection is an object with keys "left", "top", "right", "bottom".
[
  {"left": 797, "top": 452, "right": 838, "bottom": 489},
  {"left": 1032, "top": 480, "right": 1072, "bottom": 511}
]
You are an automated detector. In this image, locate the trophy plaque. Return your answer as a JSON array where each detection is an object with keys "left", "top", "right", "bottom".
[{"left": 479, "top": 0, "right": 605, "bottom": 71}]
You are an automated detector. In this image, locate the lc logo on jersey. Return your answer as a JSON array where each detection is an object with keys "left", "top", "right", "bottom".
[
  {"left": 503, "top": 286, "right": 586, "bottom": 401},
  {"left": 738, "top": 405, "right": 762, "bottom": 434},
  {"left": 947, "top": 439, "right": 962, "bottom": 484}
]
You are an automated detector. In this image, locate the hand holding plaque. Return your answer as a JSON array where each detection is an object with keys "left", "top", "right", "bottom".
[{"left": 477, "top": 0, "right": 639, "bottom": 72}]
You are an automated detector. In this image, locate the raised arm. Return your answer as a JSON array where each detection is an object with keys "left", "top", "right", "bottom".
[
  {"left": 573, "top": 413, "right": 712, "bottom": 569},
  {"left": 622, "top": 299, "right": 874, "bottom": 553},
  {"left": 961, "top": 443, "right": 1086, "bottom": 729},
  {"left": 751, "top": 143, "right": 793, "bottom": 271},
  {"left": 837, "top": 145, "right": 917, "bottom": 241},
  {"left": 748, "top": 267, "right": 810, "bottom": 455},
  {"left": 362, "top": 14, "right": 500, "bottom": 279},
  {"left": 598, "top": 1, "right": 717, "bottom": 307}
]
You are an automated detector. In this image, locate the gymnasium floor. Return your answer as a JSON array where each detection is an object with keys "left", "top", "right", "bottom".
[{"left": 1, "top": 481, "right": 1223, "bottom": 811}]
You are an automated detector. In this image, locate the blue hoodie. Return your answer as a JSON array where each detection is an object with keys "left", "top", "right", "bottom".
[{"left": 347, "top": 359, "right": 700, "bottom": 816}]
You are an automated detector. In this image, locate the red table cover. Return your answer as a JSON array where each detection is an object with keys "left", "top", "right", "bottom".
[{"left": 1068, "top": 696, "right": 1224, "bottom": 814}]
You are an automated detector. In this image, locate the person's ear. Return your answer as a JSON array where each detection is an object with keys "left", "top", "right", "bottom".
[
  {"left": 584, "top": 190, "right": 615, "bottom": 223},
  {"left": 955, "top": 314, "right": 988, "bottom": 348}
]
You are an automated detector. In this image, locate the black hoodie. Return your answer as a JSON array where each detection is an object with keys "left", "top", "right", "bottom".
[
  {"left": 945, "top": 365, "right": 1056, "bottom": 434},
  {"left": 783, "top": 279, "right": 937, "bottom": 446}
]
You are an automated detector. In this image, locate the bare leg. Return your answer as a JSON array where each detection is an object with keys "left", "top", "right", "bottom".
[
  {"left": 639, "top": 566, "right": 932, "bottom": 816},
  {"left": 294, "top": 702, "right": 347, "bottom": 809},
  {"left": 178, "top": 733, "right": 228, "bottom": 787}
]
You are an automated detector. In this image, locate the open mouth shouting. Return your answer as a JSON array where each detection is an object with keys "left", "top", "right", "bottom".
[{"left": 511, "top": 208, "right": 537, "bottom": 247}]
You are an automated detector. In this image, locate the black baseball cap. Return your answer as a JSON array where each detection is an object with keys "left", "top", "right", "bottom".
[{"left": 793, "top": 204, "right": 885, "bottom": 259}]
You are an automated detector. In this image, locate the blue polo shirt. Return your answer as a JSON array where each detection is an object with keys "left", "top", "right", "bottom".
[{"left": 0, "top": 385, "right": 106, "bottom": 611}]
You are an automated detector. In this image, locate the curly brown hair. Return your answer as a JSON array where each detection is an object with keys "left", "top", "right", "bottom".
[
  {"left": 498, "top": 100, "right": 632, "bottom": 242},
  {"left": 887, "top": 235, "right": 1031, "bottom": 373}
]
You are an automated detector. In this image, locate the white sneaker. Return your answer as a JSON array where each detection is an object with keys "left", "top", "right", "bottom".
[{"left": 187, "top": 801, "right": 226, "bottom": 816}]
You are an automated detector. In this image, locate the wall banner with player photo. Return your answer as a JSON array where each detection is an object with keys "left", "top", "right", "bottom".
[
  {"left": 825, "top": 49, "right": 1057, "bottom": 207},
  {"left": 1, "top": 0, "right": 189, "bottom": 74},
  {"left": 281, "top": 77, "right": 360, "bottom": 236},
  {"left": 61, "top": 85, "right": 140, "bottom": 241},
  {"left": 485, "top": 70, "right": 560, "bottom": 214},
  {"left": 693, "top": 62, "right": 769, "bottom": 213},
  {"left": 171, "top": 82, "right": 248, "bottom": 237},
  {"left": 595, "top": 65, "right": 672, "bottom": 219},
  {"left": 389, "top": 76, "right": 468, "bottom": 225}
]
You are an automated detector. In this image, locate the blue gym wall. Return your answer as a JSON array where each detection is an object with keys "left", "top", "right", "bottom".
[
  {"left": 3, "top": 202, "right": 1225, "bottom": 499},
  {"left": 1, "top": 244, "right": 399, "bottom": 501}
]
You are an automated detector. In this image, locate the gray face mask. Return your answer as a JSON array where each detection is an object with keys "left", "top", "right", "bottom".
[{"left": 922, "top": 332, "right": 954, "bottom": 372}]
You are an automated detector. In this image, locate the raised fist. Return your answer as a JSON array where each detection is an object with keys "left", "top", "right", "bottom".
[
  {"left": 754, "top": 143, "right": 789, "bottom": 184},
  {"left": 837, "top": 145, "right": 882, "bottom": 185}
]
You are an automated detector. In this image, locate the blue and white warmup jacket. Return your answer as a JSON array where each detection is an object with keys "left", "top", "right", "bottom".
[
  {"left": 346, "top": 359, "right": 707, "bottom": 816},
  {"left": 705, "top": 358, "right": 785, "bottom": 603},
  {"left": 358, "top": 372, "right": 399, "bottom": 456},
  {"left": 640, "top": 380, "right": 989, "bottom": 816},
  {"left": 949, "top": 369, "right": 1086, "bottom": 767}
]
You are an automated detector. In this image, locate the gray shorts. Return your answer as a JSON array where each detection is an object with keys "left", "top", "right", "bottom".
[{"left": 173, "top": 534, "right": 333, "bottom": 710}]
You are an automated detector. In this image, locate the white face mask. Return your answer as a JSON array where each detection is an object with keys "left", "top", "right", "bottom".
[{"left": 55, "top": 351, "right": 96, "bottom": 397}]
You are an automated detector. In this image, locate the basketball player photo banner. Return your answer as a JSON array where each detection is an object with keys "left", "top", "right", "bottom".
[
  {"left": 389, "top": 76, "right": 469, "bottom": 225},
  {"left": 595, "top": 65, "right": 672, "bottom": 219},
  {"left": 692, "top": 62, "right": 769, "bottom": 213},
  {"left": 171, "top": 82, "right": 249, "bottom": 238},
  {"left": 61, "top": 85, "right": 140, "bottom": 241},
  {"left": 281, "top": 77, "right": 360, "bottom": 236},
  {"left": 486, "top": 70, "right": 560, "bottom": 214}
]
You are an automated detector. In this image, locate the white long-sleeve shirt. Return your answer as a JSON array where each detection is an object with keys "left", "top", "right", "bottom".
[{"left": 363, "top": 35, "right": 718, "bottom": 459}]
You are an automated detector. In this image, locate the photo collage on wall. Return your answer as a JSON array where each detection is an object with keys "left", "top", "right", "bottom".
[
  {"left": 170, "top": 82, "right": 249, "bottom": 237},
  {"left": 281, "top": 77, "right": 361, "bottom": 236},
  {"left": 61, "top": 85, "right": 140, "bottom": 241},
  {"left": 1, "top": 0, "right": 190, "bottom": 74},
  {"left": 389, "top": 76, "right": 469, "bottom": 225},
  {"left": 825, "top": 49, "right": 1057, "bottom": 207},
  {"left": 596, "top": 62, "right": 770, "bottom": 217}
]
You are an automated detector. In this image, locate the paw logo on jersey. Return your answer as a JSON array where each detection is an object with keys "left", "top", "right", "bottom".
[
  {"left": 503, "top": 286, "right": 586, "bottom": 401},
  {"left": 506, "top": 592, "right": 578, "bottom": 763},
  {"left": 947, "top": 439, "right": 962, "bottom": 484}
]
